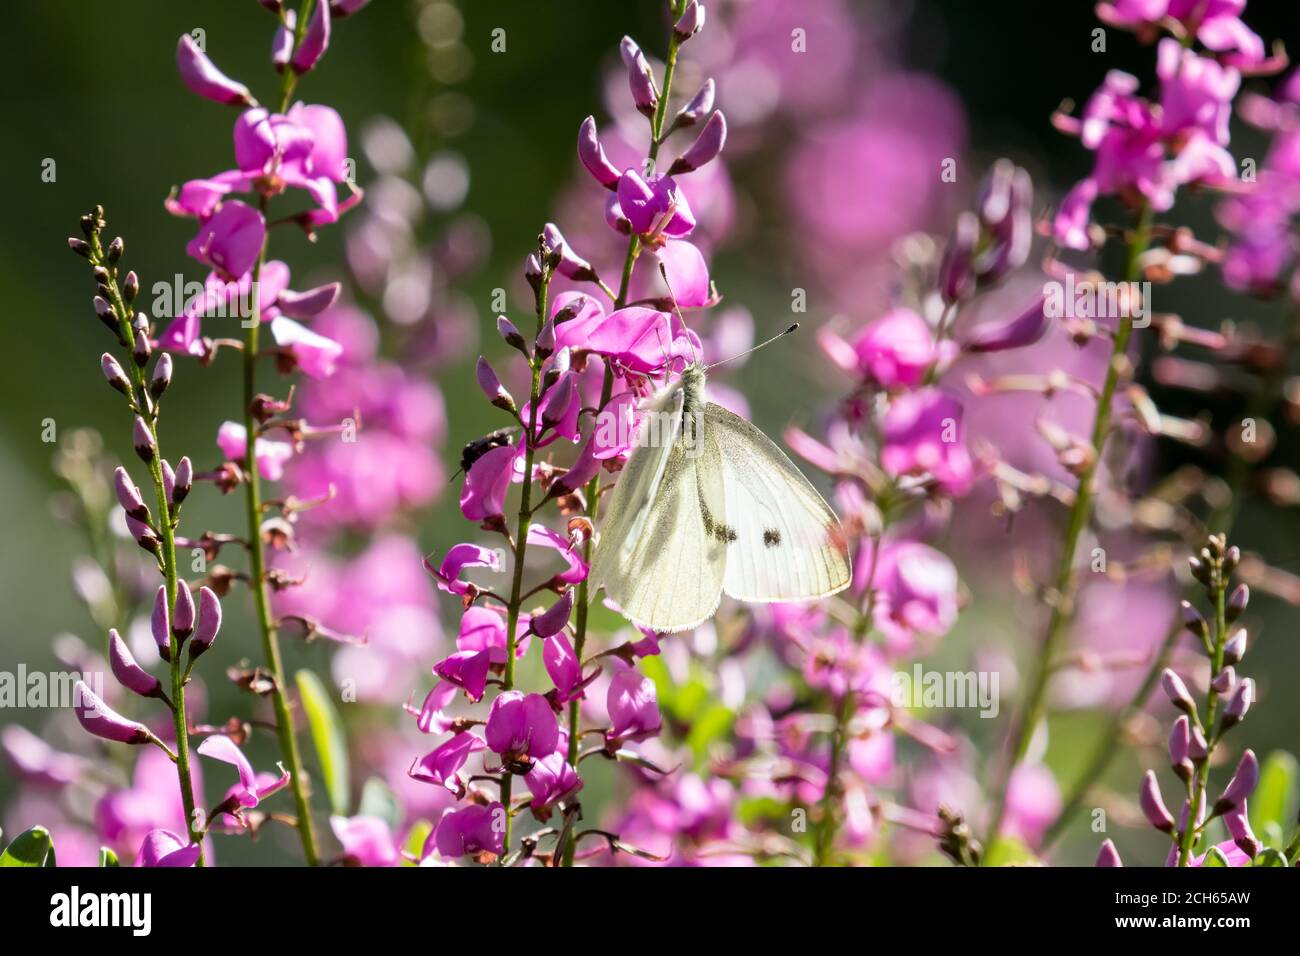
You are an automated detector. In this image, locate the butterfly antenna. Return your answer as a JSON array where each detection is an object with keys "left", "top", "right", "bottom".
[
  {"left": 705, "top": 322, "right": 800, "bottom": 371},
  {"left": 657, "top": 261, "right": 700, "bottom": 367}
]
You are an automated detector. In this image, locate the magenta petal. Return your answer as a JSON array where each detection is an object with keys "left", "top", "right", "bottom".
[
  {"left": 617, "top": 169, "right": 659, "bottom": 234},
  {"left": 73, "top": 681, "right": 152, "bottom": 745},
  {"left": 176, "top": 35, "right": 252, "bottom": 106},
  {"left": 410, "top": 732, "right": 486, "bottom": 791},
  {"left": 962, "top": 296, "right": 1049, "bottom": 353},
  {"left": 197, "top": 734, "right": 262, "bottom": 807},
  {"left": 543, "top": 631, "right": 582, "bottom": 699},
  {"left": 656, "top": 239, "right": 710, "bottom": 307},
  {"left": 278, "top": 281, "right": 342, "bottom": 318},
  {"left": 485, "top": 690, "right": 560, "bottom": 759},
  {"left": 459, "top": 443, "right": 519, "bottom": 522},
  {"left": 135, "top": 829, "right": 201, "bottom": 867},
  {"left": 433, "top": 650, "right": 491, "bottom": 702},
  {"left": 185, "top": 200, "right": 266, "bottom": 280}
]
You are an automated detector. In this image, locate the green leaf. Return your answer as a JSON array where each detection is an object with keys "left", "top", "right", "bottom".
[
  {"left": 401, "top": 820, "right": 432, "bottom": 867},
  {"left": 1253, "top": 847, "right": 1288, "bottom": 867},
  {"left": 983, "top": 836, "right": 1037, "bottom": 867},
  {"left": 685, "top": 703, "right": 734, "bottom": 765},
  {"left": 0, "top": 826, "right": 54, "bottom": 867},
  {"left": 1203, "top": 845, "right": 1230, "bottom": 867},
  {"left": 98, "top": 847, "right": 119, "bottom": 867},
  {"left": 357, "top": 777, "right": 401, "bottom": 831},
  {"left": 295, "top": 669, "right": 350, "bottom": 816},
  {"left": 1248, "top": 750, "right": 1298, "bottom": 844}
]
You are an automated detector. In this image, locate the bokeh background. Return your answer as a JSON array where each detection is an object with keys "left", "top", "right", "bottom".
[{"left": 1, "top": 0, "right": 1297, "bottom": 865}]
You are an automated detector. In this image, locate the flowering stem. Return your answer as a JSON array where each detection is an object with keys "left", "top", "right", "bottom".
[
  {"left": 559, "top": 5, "right": 687, "bottom": 867},
  {"left": 242, "top": 223, "right": 321, "bottom": 867},
  {"left": 983, "top": 202, "right": 1154, "bottom": 852},
  {"left": 87, "top": 226, "right": 204, "bottom": 864},
  {"left": 1176, "top": 552, "right": 1228, "bottom": 866},
  {"left": 499, "top": 264, "right": 554, "bottom": 859}
]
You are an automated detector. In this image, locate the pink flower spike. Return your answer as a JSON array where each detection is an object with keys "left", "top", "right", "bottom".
[
  {"left": 186, "top": 200, "right": 266, "bottom": 281},
  {"left": 176, "top": 35, "right": 254, "bottom": 107},
  {"left": 486, "top": 691, "right": 560, "bottom": 762},
  {"left": 577, "top": 116, "right": 621, "bottom": 189},
  {"left": 424, "top": 543, "right": 502, "bottom": 595},
  {"left": 291, "top": 0, "right": 332, "bottom": 73},
  {"left": 73, "top": 681, "right": 153, "bottom": 745},
  {"left": 109, "top": 629, "right": 162, "bottom": 699},
  {"left": 330, "top": 815, "right": 399, "bottom": 867},
  {"left": 135, "top": 829, "right": 201, "bottom": 868},
  {"left": 270, "top": 317, "right": 344, "bottom": 378}
]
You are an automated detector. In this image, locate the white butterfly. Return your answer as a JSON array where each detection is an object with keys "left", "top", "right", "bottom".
[{"left": 590, "top": 361, "right": 852, "bottom": 633}]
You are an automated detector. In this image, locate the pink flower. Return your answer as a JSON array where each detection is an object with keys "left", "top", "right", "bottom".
[
  {"left": 196, "top": 734, "right": 290, "bottom": 809},
  {"left": 432, "top": 650, "right": 491, "bottom": 703},
  {"left": 216, "top": 421, "right": 295, "bottom": 481},
  {"left": 526, "top": 525, "right": 589, "bottom": 584},
  {"left": 410, "top": 732, "right": 486, "bottom": 794},
  {"left": 176, "top": 35, "right": 253, "bottom": 107},
  {"left": 606, "top": 665, "right": 661, "bottom": 743},
  {"left": 134, "top": 829, "right": 201, "bottom": 867},
  {"left": 485, "top": 691, "right": 560, "bottom": 762},
  {"left": 459, "top": 443, "right": 520, "bottom": 522},
  {"left": 849, "top": 308, "right": 947, "bottom": 389},
  {"left": 330, "top": 815, "right": 400, "bottom": 867},
  {"left": 880, "top": 388, "right": 974, "bottom": 495},
  {"left": 1157, "top": 39, "right": 1239, "bottom": 146},
  {"left": 543, "top": 632, "right": 584, "bottom": 702},
  {"left": 524, "top": 746, "right": 583, "bottom": 815},
  {"left": 431, "top": 802, "right": 505, "bottom": 859},
  {"left": 864, "top": 539, "right": 960, "bottom": 648},
  {"left": 615, "top": 169, "right": 696, "bottom": 238},
  {"left": 654, "top": 239, "right": 712, "bottom": 307},
  {"left": 185, "top": 200, "right": 266, "bottom": 280},
  {"left": 424, "top": 543, "right": 502, "bottom": 596},
  {"left": 270, "top": 316, "right": 344, "bottom": 378}
]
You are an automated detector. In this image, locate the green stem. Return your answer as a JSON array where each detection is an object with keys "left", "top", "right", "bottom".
[
  {"left": 90, "top": 230, "right": 204, "bottom": 864},
  {"left": 983, "top": 202, "right": 1154, "bottom": 853},
  {"left": 1177, "top": 555, "right": 1227, "bottom": 866},
  {"left": 243, "top": 239, "right": 321, "bottom": 865}
]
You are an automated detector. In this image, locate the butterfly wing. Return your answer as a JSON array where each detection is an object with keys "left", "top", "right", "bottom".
[
  {"left": 704, "top": 402, "right": 852, "bottom": 602},
  {"left": 590, "top": 383, "right": 728, "bottom": 633}
]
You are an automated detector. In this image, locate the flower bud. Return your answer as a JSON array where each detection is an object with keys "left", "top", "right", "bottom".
[
  {"left": 176, "top": 35, "right": 255, "bottom": 107},
  {"left": 535, "top": 319, "right": 557, "bottom": 361},
  {"left": 109, "top": 629, "right": 163, "bottom": 699},
  {"left": 1220, "top": 677, "right": 1254, "bottom": 731},
  {"left": 531, "top": 590, "right": 573, "bottom": 638},
  {"left": 1222, "top": 629, "right": 1247, "bottom": 665},
  {"left": 126, "top": 516, "right": 159, "bottom": 554},
  {"left": 1094, "top": 839, "right": 1122, "bottom": 867},
  {"left": 68, "top": 237, "right": 91, "bottom": 258},
  {"left": 938, "top": 212, "right": 979, "bottom": 305},
  {"left": 1180, "top": 599, "right": 1205, "bottom": 635},
  {"left": 133, "top": 417, "right": 157, "bottom": 463},
  {"left": 544, "top": 223, "right": 598, "bottom": 282},
  {"left": 172, "top": 584, "right": 196, "bottom": 641},
  {"left": 1168, "top": 715, "right": 1193, "bottom": 781},
  {"left": 172, "top": 456, "right": 194, "bottom": 505},
  {"left": 291, "top": 0, "right": 331, "bottom": 73},
  {"left": 577, "top": 116, "right": 620, "bottom": 190},
  {"left": 73, "top": 681, "right": 154, "bottom": 745},
  {"left": 667, "top": 111, "right": 726, "bottom": 175},
  {"left": 1188, "top": 724, "right": 1209, "bottom": 761},
  {"left": 123, "top": 271, "right": 140, "bottom": 303},
  {"left": 673, "top": 79, "right": 714, "bottom": 129},
  {"left": 101, "top": 354, "right": 130, "bottom": 394},
  {"left": 1188, "top": 554, "right": 1210, "bottom": 585},
  {"left": 673, "top": 0, "right": 705, "bottom": 39},
  {"left": 150, "top": 352, "right": 173, "bottom": 398},
  {"left": 1139, "top": 770, "right": 1176, "bottom": 833},
  {"left": 1210, "top": 666, "right": 1236, "bottom": 695},
  {"left": 620, "top": 37, "right": 658, "bottom": 118},
  {"left": 1223, "top": 545, "right": 1240, "bottom": 574},
  {"left": 524, "top": 253, "right": 545, "bottom": 297},
  {"left": 151, "top": 585, "right": 172, "bottom": 663},
  {"left": 272, "top": 9, "right": 296, "bottom": 71},
  {"left": 133, "top": 329, "right": 152, "bottom": 367},
  {"left": 189, "top": 587, "right": 223, "bottom": 661},
  {"left": 107, "top": 236, "right": 124, "bottom": 265},
  {"left": 539, "top": 371, "right": 572, "bottom": 428},
  {"left": 1224, "top": 806, "right": 1260, "bottom": 859},
  {"left": 1213, "top": 749, "right": 1259, "bottom": 815},
  {"left": 497, "top": 315, "right": 527, "bottom": 354},
  {"left": 112, "top": 467, "right": 148, "bottom": 521},
  {"left": 1225, "top": 583, "right": 1249, "bottom": 622},
  {"left": 476, "top": 357, "right": 516, "bottom": 414},
  {"left": 1160, "top": 668, "right": 1195, "bottom": 714}
]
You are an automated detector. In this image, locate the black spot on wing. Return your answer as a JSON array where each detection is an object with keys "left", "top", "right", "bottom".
[
  {"left": 699, "top": 499, "right": 737, "bottom": 544},
  {"left": 763, "top": 529, "right": 781, "bottom": 548}
]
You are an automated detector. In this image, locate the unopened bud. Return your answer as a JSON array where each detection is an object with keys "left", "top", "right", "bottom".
[
  {"left": 189, "top": 586, "right": 223, "bottom": 661},
  {"left": 1223, "top": 629, "right": 1247, "bottom": 665},
  {"left": 112, "top": 466, "right": 148, "bottom": 521},
  {"left": 673, "top": 79, "right": 714, "bottom": 130},
  {"left": 673, "top": 0, "right": 705, "bottom": 39},
  {"left": 133, "top": 417, "right": 156, "bottom": 463},
  {"left": 151, "top": 585, "right": 172, "bottom": 662},
  {"left": 101, "top": 353, "right": 130, "bottom": 394},
  {"left": 1210, "top": 666, "right": 1236, "bottom": 695},
  {"left": 68, "top": 237, "right": 91, "bottom": 258},
  {"left": 151, "top": 353, "right": 173, "bottom": 398},
  {"left": 620, "top": 36, "right": 658, "bottom": 118},
  {"left": 109, "top": 628, "right": 163, "bottom": 699},
  {"left": 107, "top": 236, "right": 124, "bottom": 265},
  {"left": 123, "top": 271, "right": 140, "bottom": 303},
  {"left": 172, "top": 456, "right": 194, "bottom": 505},
  {"left": 133, "top": 329, "right": 152, "bottom": 367},
  {"left": 1220, "top": 677, "right": 1254, "bottom": 731},
  {"left": 667, "top": 111, "right": 726, "bottom": 176},
  {"left": 938, "top": 212, "right": 979, "bottom": 306},
  {"left": 1139, "top": 770, "right": 1176, "bottom": 833},
  {"left": 1225, "top": 583, "right": 1249, "bottom": 622},
  {"left": 1213, "top": 749, "right": 1259, "bottom": 815},
  {"left": 498, "top": 316, "right": 527, "bottom": 354},
  {"left": 172, "top": 583, "right": 195, "bottom": 641},
  {"left": 1160, "top": 668, "right": 1195, "bottom": 714},
  {"left": 476, "top": 356, "right": 516, "bottom": 414}
]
